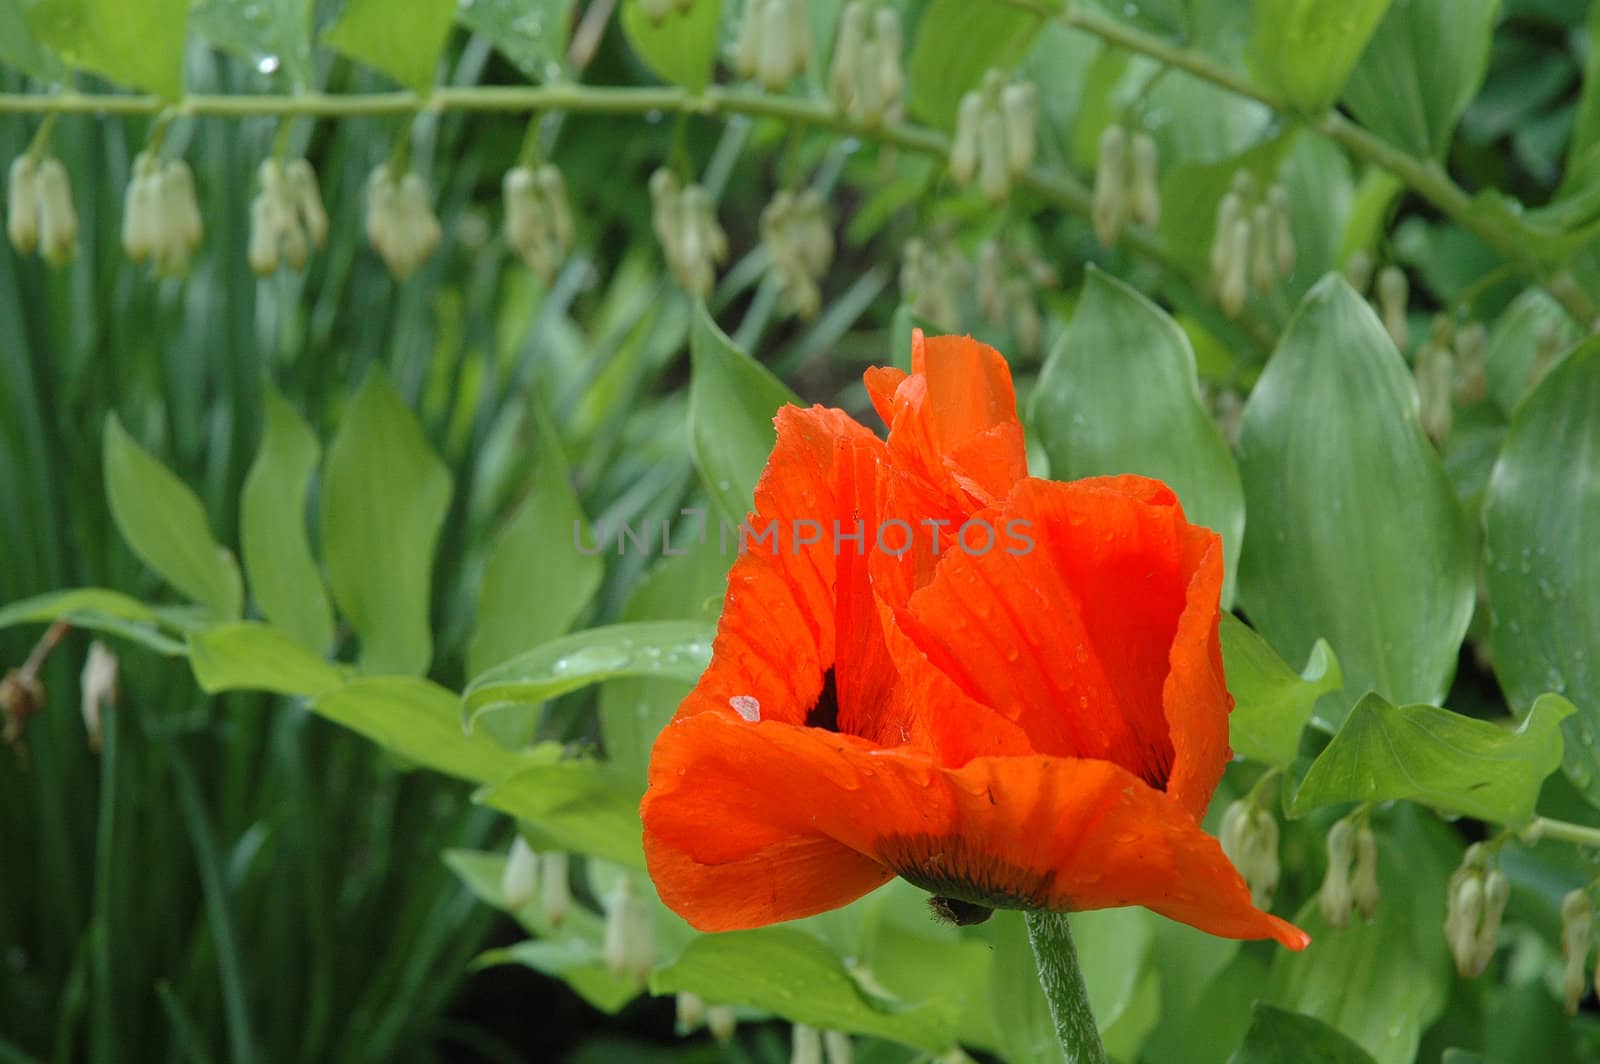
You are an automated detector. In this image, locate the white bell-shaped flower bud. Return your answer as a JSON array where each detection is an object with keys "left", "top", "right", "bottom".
[
  {"left": 787, "top": 0, "right": 812, "bottom": 83},
  {"left": 364, "top": 165, "right": 395, "bottom": 255},
  {"left": 851, "top": 39, "right": 886, "bottom": 128},
  {"left": 873, "top": 8, "right": 904, "bottom": 107},
  {"left": 248, "top": 194, "right": 281, "bottom": 276},
  {"left": 1249, "top": 203, "right": 1275, "bottom": 294},
  {"left": 536, "top": 164, "right": 574, "bottom": 254},
  {"left": 1209, "top": 192, "right": 1242, "bottom": 286},
  {"left": 1469, "top": 868, "right": 1508, "bottom": 976},
  {"left": 1219, "top": 217, "right": 1252, "bottom": 318},
  {"left": 1091, "top": 125, "right": 1128, "bottom": 247},
  {"left": 1447, "top": 872, "right": 1485, "bottom": 977},
  {"left": 7, "top": 155, "right": 39, "bottom": 253},
  {"left": 734, "top": 0, "right": 763, "bottom": 79},
  {"left": 675, "top": 991, "right": 706, "bottom": 1034},
  {"left": 1319, "top": 818, "right": 1355, "bottom": 928},
  {"left": 541, "top": 851, "right": 571, "bottom": 927},
  {"left": 502, "top": 166, "right": 540, "bottom": 254},
  {"left": 1268, "top": 184, "right": 1294, "bottom": 279},
  {"left": 286, "top": 159, "right": 328, "bottom": 248},
  {"left": 602, "top": 875, "right": 656, "bottom": 985},
  {"left": 978, "top": 111, "right": 1011, "bottom": 205},
  {"left": 121, "top": 151, "right": 160, "bottom": 263},
  {"left": 949, "top": 91, "right": 984, "bottom": 187},
  {"left": 1246, "top": 807, "right": 1280, "bottom": 908},
  {"left": 829, "top": 2, "right": 867, "bottom": 112},
  {"left": 791, "top": 1024, "right": 823, "bottom": 1064},
  {"left": 501, "top": 835, "right": 539, "bottom": 911},
  {"left": 1001, "top": 82, "right": 1037, "bottom": 176},
  {"left": 823, "top": 1030, "right": 854, "bottom": 1064},
  {"left": 1350, "top": 823, "right": 1380, "bottom": 921},
  {"left": 1564, "top": 889, "right": 1593, "bottom": 1012},
  {"left": 1376, "top": 265, "right": 1409, "bottom": 352},
  {"left": 80, "top": 641, "right": 118, "bottom": 754},
  {"left": 1452, "top": 321, "right": 1488, "bottom": 405},
  {"left": 757, "top": 0, "right": 793, "bottom": 90},
  {"left": 1131, "top": 131, "right": 1160, "bottom": 227},
  {"left": 1344, "top": 250, "right": 1374, "bottom": 294},
  {"left": 35, "top": 157, "right": 78, "bottom": 266},
  {"left": 164, "top": 160, "right": 204, "bottom": 252},
  {"left": 707, "top": 1005, "right": 737, "bottom": 1043},
  {"left": 977, "top": 239, "right": 1005, "bottom": 324}
]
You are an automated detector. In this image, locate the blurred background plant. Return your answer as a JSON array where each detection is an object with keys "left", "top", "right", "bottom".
[{"left": 4, "top": 1, "right": 1600, "bottom": 1062}]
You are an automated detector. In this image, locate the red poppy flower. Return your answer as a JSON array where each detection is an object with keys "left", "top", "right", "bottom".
[{"left": 641, "top": 332, "right": 1308, "bottom": 950}]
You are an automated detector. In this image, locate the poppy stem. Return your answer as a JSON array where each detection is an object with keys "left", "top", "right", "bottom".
[{"left": 1025, "top": 911, "right": 1109, "bottom": 1064}]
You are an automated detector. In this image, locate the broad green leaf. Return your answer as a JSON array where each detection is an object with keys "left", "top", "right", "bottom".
[
  {"left": 1247, "top": 0, "right": 1392, "bottom": 113},
  {"left": 687, "top": 302, "right": 799, "bottom": 524},
  {"left": 1290, "top": 692, "right": 1571, "bottom": 823},
  {"left": 988, "top": 912, "right": 1061, "bottom": 1064},
  {"left": 25, "top": 0, "right": 187, "bottom": 96},
  {"left": 313, "top": 676, "right": 531, "bottom": 785},
  {"left": 241, "top": 382, "right": 334, "bottom": 655},
  {"left": 1031, "top": 268, "right": 1245, "bottom": 606},
  {"left": 1221, "top": 614, "right": 1342, "bottom": 768},
  {"left": 190, "top": 0, "right": 314, "bottom": 85},
  {"left": 1481, "top": 287, "right": 1580, "bottom": 417},
  {"left": 103, "top": 415, "right": 243, "bottom": 622},
  {"left": 0, "top": 0, "right": 64, "bottom": 81},
  {"left": 456, "top": 0, "right": 574, "bottom": 81},
  {"left": 598, "top": 537, "right": 728, "bottom": 785},
  {"left": 1484, "top": 336, "right": 1600, "bottom": 806},
  {"left": 320, "top": 368, "right": 451, "bottom": 677},
  {"left": 1268, "top": 806, "right": 1457, "bottom": 1064},
  {"left": 322, "top": 0, "right": 455, "bottom": 92},
  {"left": 906, "top": 0, "right": 1051, "bottom": 127},
  {"left": 474, "top": 939, "right": 639, "bottom": 1013},
  {"left": 1145, "top": 947, "right": 1269, "bottom": 1064},
  {"left": 475, "top": 758, "right": 646, "bottom": 869},
  {"left": 464, "top": 620, "right": 713, "bottom": 731},
  {"left": 618, "top": 0, "right": 721, "bottom": 92},
  {"left": 1236, "top": 276, "right": 1474, "bottom": 720},
  {"left": 1340, "top": 0, "right": 1500, "bottom": 159},
  {"left": 0, "top": 587, "right": 185, "bottom": 656},
  {"left": 466, "top": 406, "right": 602, "bottom": 678},
  {"left": 189, "top": 623, "right": 348, "bottom": 699},
  {"left": 1141, "top": 921, "right": 1244, "bottom": 1064},
  {"left": 1228, "top": 1003, "right": 1378, "bottom": 1064},
  {"left": 651, "top": 927, "right": 958, "bottom": 1050}
]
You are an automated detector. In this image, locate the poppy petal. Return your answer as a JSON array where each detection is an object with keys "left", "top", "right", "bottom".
[
  {"left": 642, "top": 713, "right": 1306, "bottom": 948},
  {"left": 893, "top": 476, "right": 1230, "bottom": 799}
]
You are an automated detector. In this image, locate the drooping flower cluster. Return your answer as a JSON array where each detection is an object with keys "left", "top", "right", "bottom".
[
  {"left": 1443, "top": 843, "right": 1509, "bottom": 979},
  {"left": 899, "top": 237, "right": 967, "bottom": 331},
  {"left": 364, "top": 165, "right": 442, "bottom": 280},
  {"left": 735, "top": 0, "right": 811, "bottom": 91},
  {"left": 248, "top": 159, "right": 328, "bottom": 276},
  {"left": 122, "top": 152, "right": 205, "bottom": 277},
  {"left": 759, "top": 188, "right": 833, "bottom": 318},
  {"left": 1219, "top": 795, "right": 1280, "bottom": 909},
  {"left": 976, "top": 237, "right": 1055, "bottom": 358},
  {"left": 640, "top": 332, "right": 1309, "bottom": 951},
  {"left": 1560, "top": 887, "right": 1595, "bottom": 1014},
  {"left": 651, "top": 169, "right": 727, "bottom": 298},
  {"left": 1317, "top": 816, "right": 1380, "bottom": 928},
  {"left": 949, "top": 69, "right": 1038, "bottom": 204},
  {"left": 502, "top": 164, "right": 574, "bottom": 282},
  {"left": 1208, "top": 171, "right": 1295, "bottom": 317},
  {"left": 1091, "top": 123, "right": 1160, "bottom": 247},
  {"left": 7, "top": 154, "right": 77, "bottom": 265},
  {"left": 827, "top": 3, "right": 904, "bottom": 127}
]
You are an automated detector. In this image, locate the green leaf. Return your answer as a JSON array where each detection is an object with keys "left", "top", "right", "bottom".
[
  {"left": 0, "top": 588, "right": 185, "bottom": 656},
  {"left": 103, "top": 415, "right": 243, "bottom": 622},
  {"left": 475, "top": 757, "right": 646, "bottom": 869},
  {"left": 1228, "top": 1003, "right": 1378, "bottom": 1064},
  {"left": 322, "top": 0, "right": 456, "bottom": 92},
  {"left": 618, "top": 0, "right": 721, "bottom": 92},
  {"left": 241, "top": 382, "right": 334, "bottom": 655},
  {"left": 456, "top": 0, "right": 575, "bottom": 81},
  {"left": 320, "top": 367, "right": 451, "bottom": 677},
  {"left": 1268, "top": 806, "right": 1457, "bottom": 1064},
  {"left": 1481, "top": 287, "right": 1580, "bottom": 417},
  {"left": 1290, "top": 692, "right": 1572, "bottom": 823},
  {"left": 0, "top": 0, "right": 64, "bottom": 81},
  {"left": 313, "top": 676, "right": 531, "bottom": 785},
  {"left": 190, "top": 0, "right": 314, "bottom": 85},
  {"left": 1247, "top": 0, "right": 1392, "bottom": 113},
  {"left": 189, "top": 623, "right": 349, "bottom": 699},
  {"left": 1073, "top": 908, "right": 1157, "bottom": 1051},
  {"left": 1236, "top": 276, "right": 1475, "bottom": 720},
  {"left": 1340, "top": 0, "right": 1500, "bottom": 159},
  {"left": 651, "top": 927, "right": 959, "bottom": 1050},
  {"left": 463, "top": 620, "right": 713, "bottom": 732},
  {"left": 25, "top": 0, "right": 187, "bottom": 96},
  {"left": 1031, "top": 268, "right": 1245, "bottom": 606},
  {"left": 598, "top": 537, "right": 728, "bottom": 784},
  {"left": 687, "top": 301, "right": 800, "bottom": 524},
  {"left": 466, "top": 406, "right": 602, "bottom": 677},
  {"left": 1484, "top": 336, "right": 1600, "bottom": 806},
  {"left": 905, "top": 0, "right": 1052, "bottom": 127},
  {"left": 1221, "top": 614, "right": 1342, "bottom": 768}
]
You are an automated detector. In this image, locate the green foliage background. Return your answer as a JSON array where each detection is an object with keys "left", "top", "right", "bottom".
[{"left": 2, "top": 0, "right": 1600, "bottom": 1062}]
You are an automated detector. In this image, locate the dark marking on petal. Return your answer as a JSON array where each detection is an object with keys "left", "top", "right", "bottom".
[
  {"left": 878, "top": 833, "right": 1057, "bottom": 912},
  {"left": 806, "top": 667, "right": 840, "bottom": 732}
]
